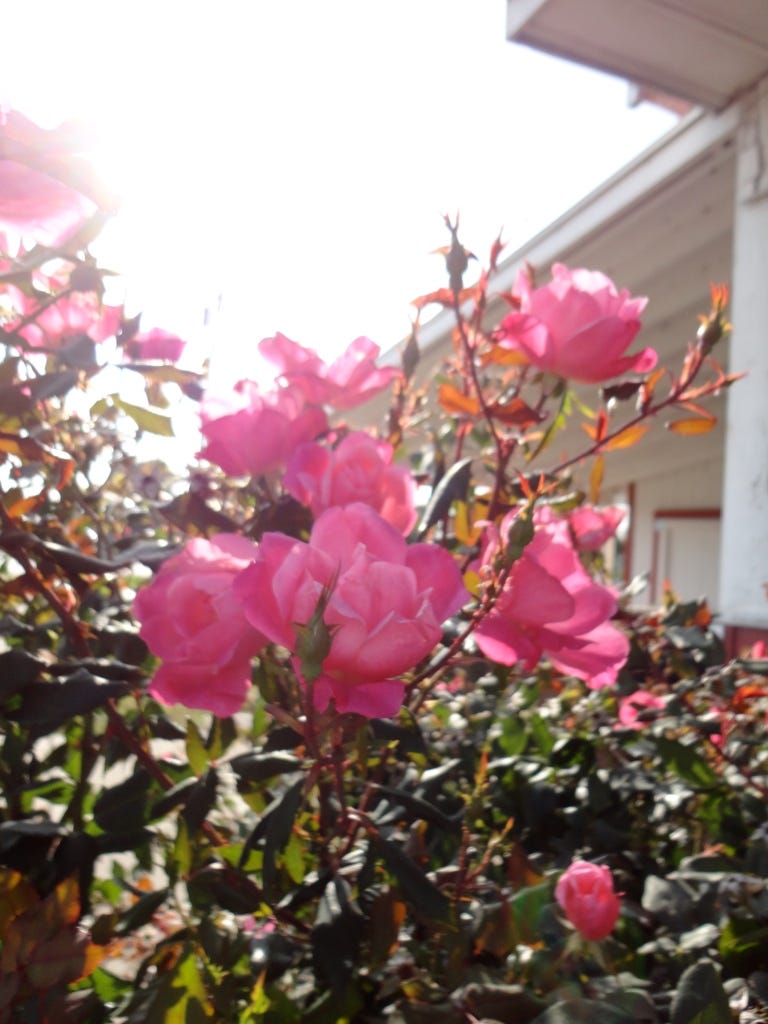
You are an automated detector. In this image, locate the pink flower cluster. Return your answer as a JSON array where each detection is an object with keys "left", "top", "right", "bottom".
[
  {"left": 0, "top": 108, "right": 108, "bottom": 249},
  {"left": 199, "top": 333, "right": 401, "bottom": 480},
  {"left": 0, "top": 109, "right": 187, "bottom": 364},
  {"left": 474, "top": 506, "right": 628, "bottom": 688},
  {"left": 135, "top": 505, "right": 467, "bottom": 719},
  {"left": 235, "top": 503, "right": 468, "bottom": 716}
]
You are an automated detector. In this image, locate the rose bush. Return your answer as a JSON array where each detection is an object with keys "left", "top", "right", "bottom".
[
  {"left": 2, "top": 113, "right": 759, "bottom": 1023},
  {"left": 494, "top": 262, "right": 656, "bottom": 382}
]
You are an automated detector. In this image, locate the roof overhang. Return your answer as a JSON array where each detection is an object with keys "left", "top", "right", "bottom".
[{"left": 506, "top": 0, "right": 768, "bottom": 111}]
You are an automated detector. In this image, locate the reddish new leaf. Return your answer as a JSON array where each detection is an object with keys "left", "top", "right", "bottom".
[
  {"left": 488, "top": 397, "right": 543, "bottom": 428},
  {"left": 438, "top": 383, "right": 480, "bottom": 417}
]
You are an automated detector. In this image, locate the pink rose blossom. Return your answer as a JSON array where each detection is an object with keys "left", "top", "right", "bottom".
[
  {"left": 474, "top": 507, "right": 628, "bottom": 687},
  {"left": 234, "top": 503, "right": 468, "bottom": 717},
  {"left": 199, "top": 380, "right": 328, "bottom": 478},
  {"left": 124, "top": 327, "right": 186, "bottom": 363},
  {"left": 618, "top": 689, "right": 665, "bottom": 729},
  {"left": 0, "top": 109, "right": 111, "bottom": 248},
  {"left": 569, "top": 505, "right": 625, "bottom": 551},
  {"left": 19, "top": 292, "right": 122, "bottom": 350},
  {"left": 284, "top": 431, "right": 417, "bottom": 534},
  {"left": 555, "top": 860, "right": 621, "bottom": 941},
  {"left": 494, "top": 264, "right": 656, "bottom": 383},
  {"left": 259, "top": 333, "right": 401, "bottom": 410},
  {"left": 134, "top": 533, "right": 265, "bottom": 716}
]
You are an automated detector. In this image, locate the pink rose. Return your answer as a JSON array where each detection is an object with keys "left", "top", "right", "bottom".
[
  {"left": 123, "top": 327, "right": 186, "bottom": 363},
  {"left": 474, "top": 507, "right": 628, "bottom": 688},
  {"left": 259, "top": 333, "right": 401, "bottom": 410},
  {"left": 19, "top": 292, "right": 122, "bottom": 350},
  {"left": 284, "top": 431, "right": 417, "bottom": 534},
  {"left": 0, "top": 109, "right": 112, "bottom": 248},
  {"left": 555, "top": 860, "right": 621, "bottom": 941},
  {"left": 134, "top": 533, "right": 265, "bottom": 716},
  {"left": 494, "top": 264, "right": 656, "bottom": 383},
  {"left": 618, "top": 689, "right": 665, "bottom": 729},
  {"left": 234, "top": 503, "right": 468, "bottom": 717},
  {"left": 569, "top": 505, "right": 625, "bottom": 551},
  {"left": 199, "top": 380, "right": 328, "bottom": 478}
]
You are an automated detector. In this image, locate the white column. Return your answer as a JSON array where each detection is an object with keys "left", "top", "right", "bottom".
[{"left": 719, "top": 76, "right": 768, "bottom": 630}]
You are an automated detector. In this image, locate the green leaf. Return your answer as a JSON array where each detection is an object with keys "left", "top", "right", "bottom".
[
  {"left": 181, "top": 769, "right": 219, "bottom": 835},
  {"left": 262, "top": 777, "right": 304, "bottom": 897},
  {"left": 93, "top": 769, "right": 152, "bottom": 833},
  {"left": 670, "top": 959, "right": 730, "bottom": 1024},
  {"left": 113, "top": 396, "right": 174, "bottom": 436},
  {"left": 229, "top": 751, "right": 304, "bottom": 783},
  {"left": 374, "top": 836, "right": 451, "bottom": 924},
  {"left": 186, "top": 718, "right": 208, "bottom": 776},
  {"left": 416, "top": 457, "right": 472, "bottom": 538},
  {"left": 531, "top": 998, "right": 636, "bottom": 1024},
  {"left": 7, "top": 669, "right": 127, "bottom": 736},
  {"left": 115, "top": 887, "right": 170, "bottom": 936},
  {"left": 311, "top": 876, "right": 365, "bottom": 992},
  {"left": 173, "top": 819, "right": 192, "bottom": 879},
  {"left": 654, "top": 737, "right": 718, "bottom": 788}
]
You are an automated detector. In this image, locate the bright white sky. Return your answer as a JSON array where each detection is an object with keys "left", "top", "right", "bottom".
[{"left": 2, "top": 1, "right": 678, "bottom": 385}]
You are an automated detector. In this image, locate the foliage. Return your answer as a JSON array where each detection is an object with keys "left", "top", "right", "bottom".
[{"left": 0, "top": 121, "right": 765, "bottom": 1024}]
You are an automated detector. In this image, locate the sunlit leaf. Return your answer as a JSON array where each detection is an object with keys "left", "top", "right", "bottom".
[
  {"left": 667, "top": 417, "right": 717, "bottom": 435},
  {"left": 438, "top": 383, "right": 480, "bottom": 417},
  {"left": 113, "top": 397, "right": 174, "bottom": 437},
  {"left": 589, "top": 456, "right": 604, "bottom": 504},
  {"left": 480, "top": 343, "right": 530, "bottom": 368},
  {"left": 186, "top": 719, "right": 208, "bottom": 777},
  {"left": 599, "top": 422, "right": 649, "bottom": 451}
]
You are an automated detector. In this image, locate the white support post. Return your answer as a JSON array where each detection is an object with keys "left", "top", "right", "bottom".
[{"left": 719, "top": 76, "right": 768, "bottom": 632}]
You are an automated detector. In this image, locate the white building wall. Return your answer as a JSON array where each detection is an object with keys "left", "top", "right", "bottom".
[{"left": 631, "top": 453, "right": 723, "bottom": 608}]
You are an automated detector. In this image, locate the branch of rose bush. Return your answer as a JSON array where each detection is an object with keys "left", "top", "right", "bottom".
[
  {"left": 551, "top": 299, "right": 735, "bottom": 480},
  {"left": 406, "top": 541, "right": 522, "bottom": 714},
  {"left": 0, "top": 502, "right": 90, "bottom": 657},
  {"left": 103, "top": 699, "right": 229, "bottom": 848},
  {"left": 450, "top": 288, "right": 511, "bottom": 518}
]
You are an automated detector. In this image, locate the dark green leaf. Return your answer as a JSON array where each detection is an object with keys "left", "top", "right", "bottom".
[
  {"left": 229, "top": 751, "right": 304, "bottom": 783},
  {"left": 670, "top": 959, "right": 731, "bottom": 1024},
  {"left": 416, "top": 457, "right": 472, "bottom": 538},
  {"left": 93, "top": 769, "right": 152, "bottom": 833},
  {"left": 8, "top": 669, "right": 128, "bottom": 735},
  {"left": 181, "top": 769, "right": 218, "bottom": 834},
  {"left": 654, "top": 737, "right": 718, "bottom": 788},
  {"left": 311, "top": 876, "right": 365, "bottom": 992},
  {"left": 531, "top": 998, "right": 637, "bottom": 1024},
  {"left": 115, "top": 887, "right": 170, "bottom": 936},
  {"left": 373, "top": 836, "right": 451, "bottom": 924}
]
